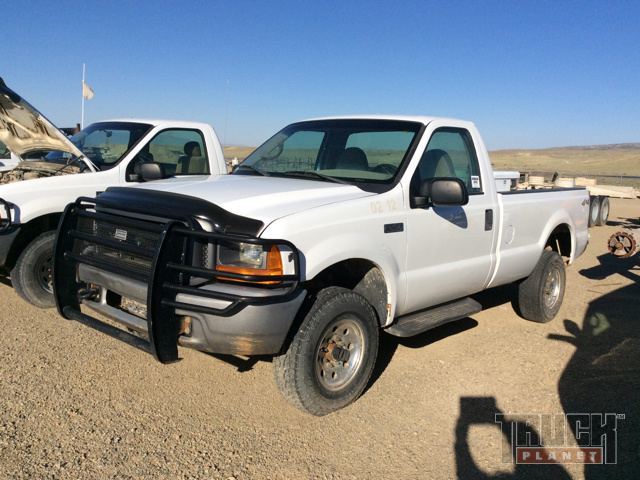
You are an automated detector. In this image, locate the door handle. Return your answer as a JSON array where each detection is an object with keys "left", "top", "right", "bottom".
[{"left": 485, "top": 209, "right": 494, "bottom": 231}]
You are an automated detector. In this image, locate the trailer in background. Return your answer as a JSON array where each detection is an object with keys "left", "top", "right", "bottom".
[{"left": 515, "top": 172, "right": 639, "bottom": 227}]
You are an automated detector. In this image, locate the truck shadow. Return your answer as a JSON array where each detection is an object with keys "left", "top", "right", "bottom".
[
  {"left": 555, "top": 252, "right": 640, "bottom": 478},
  {"left": 453, "top": 252, "right": 640, "bottom": 478},
  {"left": 606, "top": 216, "right": 639, "bottom": 229},
  {"left": 579, "top": 252, "right": 638, "bottom": 282},
  {"left": 206, "top": 353, "right": 271, "bottom": 372}
]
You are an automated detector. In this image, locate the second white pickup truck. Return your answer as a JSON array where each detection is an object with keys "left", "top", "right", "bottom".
[
  {"left": 0, "top": 77, "right": 226, "bottom": 307},
  {"left": 54, "top": 115, "right": 589, "bottom": 415}
]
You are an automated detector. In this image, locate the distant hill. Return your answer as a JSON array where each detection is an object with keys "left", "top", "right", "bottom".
[
  {"left": 548, "top": 143, "right": 640, "bottom": 151},
  {"left": 490, "top": 143, "right": 640, "bottom": 177},
  {"left": 223, "top": 145, "right": 254, "bottom": 161}
]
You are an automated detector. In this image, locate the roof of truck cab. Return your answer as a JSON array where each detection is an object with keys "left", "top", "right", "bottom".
[
  {"left": 300, "top": 114, "right": 472, "bottom": 126},
  {"left": 100, "top": 118, "right": 214, "bottom": 129}
]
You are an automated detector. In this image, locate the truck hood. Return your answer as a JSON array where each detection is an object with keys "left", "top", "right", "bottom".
[
  {"left": 0, "top": 77, "right": 83, "bottom": 158},
  {"left": 132, "top": 174, "right": 375, "bottom": 226}
]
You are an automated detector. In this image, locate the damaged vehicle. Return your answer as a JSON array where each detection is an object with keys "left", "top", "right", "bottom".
[{"left": 0, "top": 77, "right": 227, "bottom": 308}]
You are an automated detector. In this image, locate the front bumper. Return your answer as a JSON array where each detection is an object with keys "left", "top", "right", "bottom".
[{"left": 54, "top": 195, "right": 302, "bottom": 362}]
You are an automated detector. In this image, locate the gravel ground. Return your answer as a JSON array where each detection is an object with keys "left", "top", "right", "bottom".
[{"left": 1, "top": 199, "right": 638, "bottom": 479}]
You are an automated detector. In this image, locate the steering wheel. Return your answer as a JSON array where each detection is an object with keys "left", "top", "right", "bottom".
[{"left": 372, "top": 163, "right": 396, "bottom": 175}]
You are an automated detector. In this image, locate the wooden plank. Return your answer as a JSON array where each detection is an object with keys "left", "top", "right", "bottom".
[{"left": 587, "top": 185, "right": 638, "bottom": 199}]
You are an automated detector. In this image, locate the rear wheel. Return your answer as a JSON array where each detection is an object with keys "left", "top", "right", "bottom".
[
  {"left": 596, "top": 196, "right": 610, "bottom": 226},
  {"left": 273, "top": 287, "right": 379, "bottom": 416},
  {"left": 516, "top": 250, "right": 566, "bottom": 323},
  {"left": 588, "top": 195, "right": 600, "bottom": 227},
  {"left": 11, "top": 231, "right": 56, "bottom": 309}
]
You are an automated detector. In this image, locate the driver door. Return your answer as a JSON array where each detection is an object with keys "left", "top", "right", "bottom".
[{"left": 403, "top": 127, "right": 496, "bottom": 314}]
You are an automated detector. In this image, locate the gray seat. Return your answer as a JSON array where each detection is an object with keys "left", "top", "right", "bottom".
[
  {"left": 419, "top": 149, "right": 455, "bottom": 179},
  {"left": 335, "top": 147, "right": 368, "bottom": 171},
  {"left": 177, "top": 141, "right": 205, "bottom": 174}
]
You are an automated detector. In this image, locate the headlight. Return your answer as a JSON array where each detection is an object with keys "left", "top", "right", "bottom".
[{"left": 216, "top": 241, "right": 284, "bottom": 283}]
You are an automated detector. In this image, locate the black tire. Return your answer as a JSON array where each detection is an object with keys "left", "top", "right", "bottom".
[
  {"left": 516, "top": 250, "right": 565, "bottom": 323},
  {"left": 11, "top": 231, "right": 56, "bottom": 309},
  {"left": 273, "top": 287, "right": 379, "bottom": 416},
  {"left": 588, "top": 195, "right": 600, "bottom": 227},
  {"left": 596, "top": 196, "right": 610, "bottom": 226}
]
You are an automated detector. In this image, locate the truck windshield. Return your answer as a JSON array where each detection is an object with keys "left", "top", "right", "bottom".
[
  {"left": 235, "top": 119, "right": 422, "bottom": 185},
  {"left": 35, "top": 122, "right": 152, "bottom": 170}
]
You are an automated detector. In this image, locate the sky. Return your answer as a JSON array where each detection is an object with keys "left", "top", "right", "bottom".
[{"left": 3, "top": 0, "right": 639, "bottom": 149}]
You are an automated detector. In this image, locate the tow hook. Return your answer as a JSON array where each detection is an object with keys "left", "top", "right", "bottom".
[{"left": 78, "top": 286, "right": 99, "bottom": 301}]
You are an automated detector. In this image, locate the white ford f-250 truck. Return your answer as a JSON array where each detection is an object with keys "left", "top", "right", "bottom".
[
  {"left": 0, "top": 77, "right": 226, "bottom": 308},
  {"left": 54, "top": 116, "right": 589, "bottom": 415}
]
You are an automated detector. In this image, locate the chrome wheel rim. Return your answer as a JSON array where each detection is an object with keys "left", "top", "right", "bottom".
[
  {"left": 315, "top": 317, "right": 365, "bottom": 391},
  {"left": 543, "top": 268, "right": 561, "bottom": 309}
]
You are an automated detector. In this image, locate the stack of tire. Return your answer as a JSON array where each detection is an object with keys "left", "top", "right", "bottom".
[{"left": 588, "top": 195, "right": 610, "bottom": 227}]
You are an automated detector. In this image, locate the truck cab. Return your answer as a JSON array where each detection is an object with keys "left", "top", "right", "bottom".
[{"left": 0, "top": 77, "right": 226, "bottom": 307}]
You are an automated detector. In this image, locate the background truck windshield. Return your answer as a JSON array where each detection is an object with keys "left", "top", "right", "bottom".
[
  {"left": 236, "top": 119, "right": 422, "bottom": 184},
  {"left": 40, "top": 122, "right": 152, "bottom": 170}
]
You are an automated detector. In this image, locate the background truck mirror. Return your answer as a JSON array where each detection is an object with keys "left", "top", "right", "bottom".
[{"left": 139, "top": 162, "right": 166, "bottom": 181}]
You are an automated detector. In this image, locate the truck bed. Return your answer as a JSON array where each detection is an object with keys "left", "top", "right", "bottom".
[{"left": 488, "top": 187, "right": 589, "bottom": 288}]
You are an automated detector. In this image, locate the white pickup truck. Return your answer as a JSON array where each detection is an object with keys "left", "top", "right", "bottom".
[
  {"left": 54, "top": 116, "right": 589, "bottom": 415},
  {"left": 0, "top": 78, "right": 226, "bottom": 308}
]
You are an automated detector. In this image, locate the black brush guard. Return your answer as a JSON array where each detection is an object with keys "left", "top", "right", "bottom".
[{"left": 54, "top": 197, "right": 300, "bottom": 363}]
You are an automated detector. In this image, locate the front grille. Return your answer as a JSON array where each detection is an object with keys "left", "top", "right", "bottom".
[{"left": 70, "top": 210, "right": 164, "bottom": 279}]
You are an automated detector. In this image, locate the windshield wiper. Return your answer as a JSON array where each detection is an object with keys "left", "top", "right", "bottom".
[
  {"left": 234, "top": 164, "right": 269, "bottom": 176},
  {"left": 281, "top": 170, "right": 350, "bottom": 185}
]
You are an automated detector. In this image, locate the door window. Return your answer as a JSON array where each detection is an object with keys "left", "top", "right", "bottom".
[
  {"left": 133, "top": 129, "right": 209, "bottom": 178},
  {"left": 412, "top": 128, "right": 482, "bottom": 195}
]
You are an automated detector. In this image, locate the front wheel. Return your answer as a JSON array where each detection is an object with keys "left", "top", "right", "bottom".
[
  {"left": 273, "top": 287, "right": 379, "bottom": 416},
  {"left": 516, "top": 250, "right": 566, "bottom": 323},
  {"left": 11, "top": 231, "right": 56, "bottom": 309}
]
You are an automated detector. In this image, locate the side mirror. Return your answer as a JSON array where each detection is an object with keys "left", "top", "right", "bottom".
[
  {"left": 430, "top": 178, "right": 469, "bottom": 206},
  {"left": 412, "top": 178, "right": 469, "bottom": 208},
  {"left": 139, "top": 162, "right": 165, "bottom": 181}
]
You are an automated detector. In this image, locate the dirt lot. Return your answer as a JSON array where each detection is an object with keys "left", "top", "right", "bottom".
[{"left": 1, "top": 199, "right": 638, "bottom": 479}]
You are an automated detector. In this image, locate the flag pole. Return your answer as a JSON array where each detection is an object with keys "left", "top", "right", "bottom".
[{"left": 81, "top": 63, "right": 86, "bottom": 129}]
